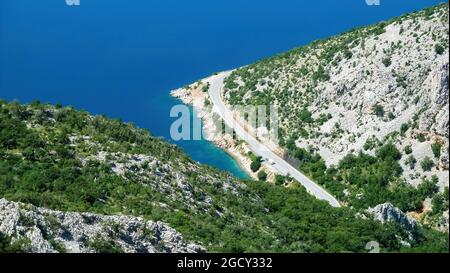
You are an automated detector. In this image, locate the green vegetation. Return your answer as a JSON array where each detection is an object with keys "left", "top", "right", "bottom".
[
  {"left": 431, "top": 142, "right": 442, "bottom": 158},
  {"left": 417, "top": 134, "right": 426, "bottom": 142},
  {"left": 1, "top": 4, "right": 449, "bottom": 254},
  {"left": 202, "top": 83, "right": 210, "bottom": 93},
  {"left": 87, "top": 236, "right": 124, "bottom": 253},
  {"left": 405, "top": 155, "right": 417, "bottom": 170},
  {"left": 223, "top": 3, "right": 448, "bottom": 149},
  {"left": 372, "top": 104, "right": 385, "bottom": 117},
  {"left": 421, "top": 157, "right": 434, "bottom": 172},
  {"left": 275, "top": 175, "right": 286, "bottom": 186},
  {"left": 382, "top": 57, "right": 392, "bottom": 67},
  {"left": 0, "top": 100, "right": 447, "bottom": 253},
  {"left": 404, "top": 145, "right": 413, "bottom": 155},
  {"left": 400, "top": 123, "right": 410, "bottom": 136},
  {"left": 257, "top": 170, "right": 268, "bottom": 181},
  {"left": 430, "top": 187, "right": 449, "bottom": 216},
  {"left": 217, "top": 3, "right": 449, "bottom": 253},
  {"left": 286, "top": 137, "right": 442, "bottom": 213},
  {"left": 363, "top": 136, "right": 381, "bottom": 151},
  {"left": 299, "top": 108, "right": 314, "bottom": 123},
  {"left": 249, "top": 153, "right": 262, "bottom": 172},
  {"left": 0, "top": 233, "right": 31, "bottom": 253},
  {"left": 435, "top": 44, "right": 445, "bottom": 55}
]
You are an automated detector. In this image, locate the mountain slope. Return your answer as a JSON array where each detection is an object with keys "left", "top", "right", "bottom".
[
  {"left": 0, "top": 198, "right": 204, "bottom": 253},
  {"left": 221, "top": 3, "right": 449, "bottom": 225},
  {"left": 0, "top": 99, "right": 447, "bottom": 253}
]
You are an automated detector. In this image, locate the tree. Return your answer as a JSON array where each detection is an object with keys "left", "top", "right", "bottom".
[
  {"left": 202, "top": 83, "right": 210, "bottom": 93},
  {"left": 435, "top": 44, "right": 444, "bottom": 55},
  {"left": 0, "top": 233, "right": 12, "bottom": 252},
  {"left": 404, "top": 145, "right": 413, "bottom": 155},
  {"left": 257, "top": 171, "right": 268, "bottom": 181},
  {"left": 299, "top": 108, "right": 313, "bottom": 123},
  {"left": 0, "top": 232, "right": 30, "bottom": 253},
  {"left": 405, "top": 155, "right": 417, "bottom": 170},
  {"left": 250, "top": 157, "right": 262, "bottom": 173},
  {"left": 431, "top": 194, "right": 446, "bottom": 216},
  {"left": 400, "top": 123, "right": 410, "bottom": 136},
  {"left": 0, "top": 117, "right": 29, "bottom": 149},
  {"left": 382, "top": 57, "right": 392, "bottom": 67},
  {"left": 343, "top": 49, "right": 353, "bottom": 59},
  {"left": 87, "top": 236, "right": 124, "bottom": 253},
  {"left": 431, "top": 142, "right": 442, "bottom": 159},
  {"left": 372, "top": 104, "right": 384, "bottom": 117},
  {"left": 421, "top": 157, "right": 434, "bottom": 172},
  {"left": 418, "top": 176, "right": 439, "bottom": 198},
  {"left": 388, "top": 112, "right": 396, "bottom": 120},
  {"left": 417, "top": 134, "right": 426, "bottom": 143},
  {"left": 376, "top": 143, "right": 402, "bottom": 161},
  {"left": 275, "top": 175, "right": 285, "bottom": 186}
]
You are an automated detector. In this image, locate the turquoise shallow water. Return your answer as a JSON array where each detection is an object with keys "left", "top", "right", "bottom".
[{"left": 0, "top": 0, "right": 444, "bottom": 178}]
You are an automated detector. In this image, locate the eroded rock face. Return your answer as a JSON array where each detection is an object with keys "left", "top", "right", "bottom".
[
  {"left": 367, "top": 203, "right": 418, "bottom": 233},
  {"left": 221, "top": 5, "right": 449, "bottom": 190},
  {"left": 0, "top": 199, "right": 205, "bottom": 253}
]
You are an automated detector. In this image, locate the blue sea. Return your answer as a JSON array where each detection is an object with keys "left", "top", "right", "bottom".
[{"left": 0, "top": 0, "right": 445, "bottom": 178}]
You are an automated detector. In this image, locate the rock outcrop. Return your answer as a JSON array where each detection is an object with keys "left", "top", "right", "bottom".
[
  {"left": 0, "top": 199, "right": 205, "bottom": 253},
  {"left": 222, "top": 4, "right": 449, "bottom": 190},
  {"left": 367, "top": 203, "right": 418, "bottom": 234}
]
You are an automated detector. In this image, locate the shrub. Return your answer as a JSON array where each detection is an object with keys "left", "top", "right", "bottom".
[
  {"left": 344, "top": 49, "right": 353, "bottom": 59},
  {"left": 400, "top": 123, "right": 410, "bottom": 136},
  {"left": 376, "top": 143, "right": 402, "bottom": 161},
  {"left": 363, "top": 137, "right": 380, "bottom": 151},
  {"left": 418, "top": 176, "right": 439, "bottom": 198},
  {"left": 299, "top": 108, "right": 313, "bottom": 123},
  {"left": 0, "top": 233, "right": 30, "bottom": 253},
  {"left": 421, "top": 157, "right": 434, "bottom": 172},
  {"left": 405, "top": 155, "right": 417, "bottom": 170},
  {"left": 275, "top": 175, "right": 285, "bottom": 186},
  {"left": 435, "top": 44, "right": 445, "bottom": 55},
  {"left": 404, "top": 145, "right": 413, "bottom": 155},
  {"left": 382, "top": 57, "right": 392, "bottom": 67},
  {"left": 250, "top": 157, "right": 262, "bottom": 172},
  {"left": 312, "top": 66, "right": 330, "bottom": 82},
  {"left": 202, "top": 83, "right": 210, "bottom": 92},
  {"left": 417, "top": 134, "right": 426, "bottom": 143},
  {"left": 388, "top": 112, "right": 396, "bottom": 120},
  {"left": 257, "top": 171, "right": 268, "bottom": 181},
  {"left": 431, "top": 142, "right": 442, "bottom": 158},
  {"left": 87, "top": 236, "right": 124, "bottom": 253},
  {"left": 432, "top": 187, "right": 450, "bottom": 216},
  {"left": 372, "top": 104, "right": 384, "bottom": 117}
]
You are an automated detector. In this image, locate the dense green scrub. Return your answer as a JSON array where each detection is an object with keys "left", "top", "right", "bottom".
[
  {"left": 286, "top": 139, "right": 447, "bottom": 213},
  {"left": 0, "top": 233, "right": 27, "bottom": 253},
  {"left": 0, "top": 100, "right": 448, "bottom": 253}
]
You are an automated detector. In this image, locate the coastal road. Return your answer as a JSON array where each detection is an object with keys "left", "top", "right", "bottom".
[{"left": 208, "top": 72, "right": 341, "bottom": 208}]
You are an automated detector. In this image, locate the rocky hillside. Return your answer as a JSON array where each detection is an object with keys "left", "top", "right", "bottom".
[
  {"left": 221, "top": 4, "right": 449, "bottom": 225},
  {"left": 0, "top": 99, "right": 448, "bottom": 252},
  {"left": 0, "top": 199, "right": 203, "bottom": 253}
]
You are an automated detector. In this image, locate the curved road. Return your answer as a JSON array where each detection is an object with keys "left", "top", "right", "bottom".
[{"left": 208, "top": 72, "right": 341, "bottom": 207}]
